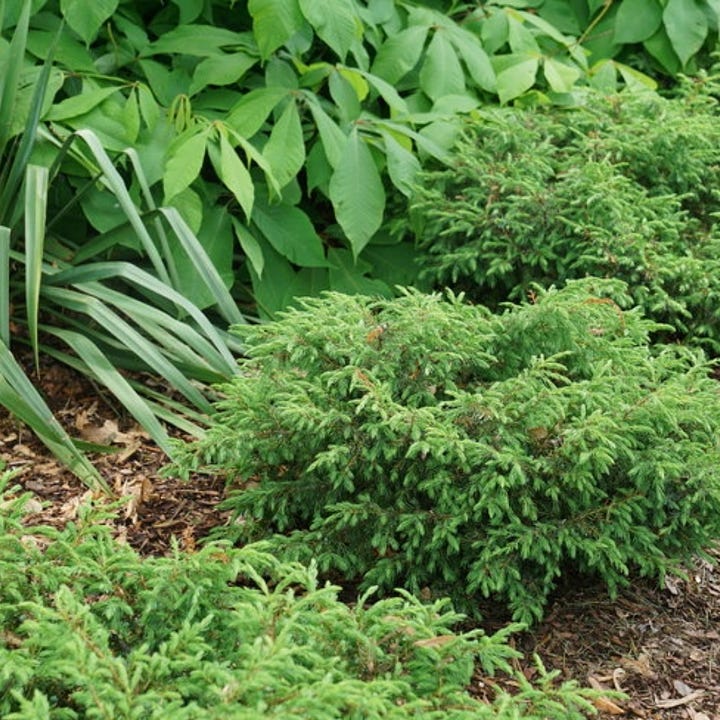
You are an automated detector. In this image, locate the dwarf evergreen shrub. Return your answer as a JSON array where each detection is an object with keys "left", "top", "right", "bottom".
[
  {"left": 0, "top": 473, "right": 601, "bottom": 719},
  {"left": 408, "top": 89, "right": 720, "bottom": 352},
  {"left": 174, "top": 281, "right": 720, "bottom": 624}
]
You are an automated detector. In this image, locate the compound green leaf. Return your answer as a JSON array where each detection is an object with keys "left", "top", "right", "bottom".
[
  {"left": 171, "top": 0, "right": 204, "bottom": 24},
  {"left": 613, "top": 0, "right": 663, "bottom": 43},
  {"left": 60, "top": 0, "right": 118, "bottom": 44},
  {"left": 327, "top": 247, "right": 392, "bottom": 295},
  {"left": 190, "top": 52, "right": 258, "bottom": 95},
  {"left": 663, "top": 0, "right": 708, "bottom": 66},
  {"left": 419, "top": 31, "right": 466, "bottom": 101},
  {"left": 371, "top": 25, "right": 428, "bottom": 84},
  {"left": 232, "top": 219, "right": 265, "bottom": 278},
  {"left": 252, "top": 201, "right": 327, "bottom": 267},
  {"left": 249, "top": 0, "right": 305, "bottom": 59},
  {"left": 227, "top": 87, "right": 289, "bottom": 138},
  {"left": 643, "top": 26, "right": 681, "bottom": 74},
  {"left": 215, "top": 132, "right": 255, "bottom": 221},
  {"left": 494, "top": 54, "right": 539, "bottom": 104},
  {"left": 298, "top": 0, "right": 360, "bottom": 60},
  {"left": 447, "top": 27, "right": 496, "bottom": 93},
  {"left": 507, "top": 14, "right": 540, "bottom": 53},
  {"left": 615, "top": 61, "right": 657, "bottom": 90},
  {"left": 306, "top": 97, "right": 347, "bottom": 168},
  {"left": 263, "top": 98, "right": 305, "bottom": 188},
  {"left": 543, "top": 57, "right": 580, "bottom": 93},
  {"left": 382, "top": 130, "right": 421, "bottom": 197},
  {"left": 329, "top": 129, "right": 385, "bottom": 257},
  {"left": 357, "top": 70, "right": 408, "bottom": 113},
  {"left": 145, "top": 25, "right": 246, "bottom": 56},
  {"left": 163, "top": 129, "right": 208, "bottom": 202},
  {"left": 46, "top": 85, "right": 123, "bottom": 121}
]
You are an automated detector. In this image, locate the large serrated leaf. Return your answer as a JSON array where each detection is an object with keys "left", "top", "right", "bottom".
[
  {"left": 329, "top": 129, "right": 385, "bottom": 257},
  {"left": 298, "top": 0, "right": 360, "bottom": 60},
  {"left": 249, "top": 0, "right": 305, "bottom": 59},
  {"left": 163, "top": 129, "right": 208, "bottom": 202},
  {"left": 371, "top": 25, "right": 428, "bottom": 84},
  {"left": 419, "top": 31, "right": 466, "bottom": 101},
  {"left": 263, "top": 98, "right": 305, "bottom": 188}
]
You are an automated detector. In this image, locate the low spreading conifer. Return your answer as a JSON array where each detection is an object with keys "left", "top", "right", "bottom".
[{"left": 175, "top": 281, "right": 720, "bottom": 623}]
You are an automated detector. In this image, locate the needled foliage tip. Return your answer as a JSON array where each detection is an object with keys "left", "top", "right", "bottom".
[{"left": 174, "top": 281, "right": 720, "bottom": 624}]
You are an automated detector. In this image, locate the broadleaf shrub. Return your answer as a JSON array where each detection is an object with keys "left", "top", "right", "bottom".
[
  {"left": 174, "top": 281, "right": 720, "bottom": 624},
  {"left": 407, "top": 87, "right": 720, "bottom": 351},
  {"left": 0, "top": 474, "right": 599, "bottom": 719}
]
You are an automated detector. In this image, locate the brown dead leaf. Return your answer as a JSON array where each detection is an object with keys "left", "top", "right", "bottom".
[
  {"left": 588, "top": 675, "right": 609, "bottom": 690},
  {"left": 120, "top": 474, "right": 154, "bottom": 523},
  {"left": 79, "top": 419, "right": 123, "bottom": 445},
  {"left": 591, "top": 696, "right": 626, "bottom": 715},
  {"left": 181, "top": 526, "right": 196, "bottom": 553},
  {"left": 59, "top": 490, "right": 95, "bottom": 522},
  {"left": 672, "top": 679, "right": 695, "bottom": 697},
  {"left": 413, "top": 635, "right": 456, "bottom": 649},
  {"left": 620, "top": 654, "right": 656, "bottom": 679}
]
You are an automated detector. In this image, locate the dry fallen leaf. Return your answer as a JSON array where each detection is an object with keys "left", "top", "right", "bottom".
[
  {"left": 120, "top": 474, "right": 154, "bottom": 523},
  {"left": 413, "top": 635, "right": 456, "bottom": 649},
  {"left": 79, "top": 419, "right": 123, "bottom": 445},
  {"left": 591, "top": 696, "right": 626, "bottom": 715},
  {"left": 620, "top": 654, "right": 656, "bottom": 679},
  {"left": 673, "top": 679, "right": 695, "bottom": 697}
]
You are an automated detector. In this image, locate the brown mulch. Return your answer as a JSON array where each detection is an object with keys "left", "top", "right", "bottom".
[{"left": 2, "top": 359, "right": 719, "bottom": 719}]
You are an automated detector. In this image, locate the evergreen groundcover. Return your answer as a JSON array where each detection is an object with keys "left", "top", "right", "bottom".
[
  {"left": 407, "top": 87, "right": 720, "bottom": 352},
  {"left": 0, "top": 474, "right": 599, "bottom": 719},
  {"left": 175, "top": 280, "right": 720, "bottom": 624}
]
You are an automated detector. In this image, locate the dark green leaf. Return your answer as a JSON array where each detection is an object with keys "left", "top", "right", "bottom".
[
  {"left": 253, "top": 200, "right": 327, "bottom": 267},
  {"left": 60, "top": 0, "right": 118, "bottom": 45},
  {"left": 371, "top": 25, "right": 428, "bottom": 84},
  {"left": 663, "top": 0, "right": 708, "bottom": 66},
  {"left": 298, "top": 0, "right": 360, "bottom": 60},
  {"left": 329, "top": 128, "right": 385, "bottom": 257},
  {"left": 263, "top": 98, "right": 306, "bottom": 188},
  {"left": 419, "top": 31, "right": 466, "bottom": 101},
  {"left": 613, "top": 0, "right": 663, "bottom": 43},
  {"left": 249, "top": 0, "right": 305, "bottom": 59}
]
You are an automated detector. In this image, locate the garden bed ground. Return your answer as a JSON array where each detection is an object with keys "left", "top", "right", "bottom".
[{"left": 2, "top": 358, "right": 719, "bottom": 719}]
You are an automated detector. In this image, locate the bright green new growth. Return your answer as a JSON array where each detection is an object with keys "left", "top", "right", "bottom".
[
  {"left": 0, "top": 475, "right": 599, "bottom": 719},
  {"left": 408, "top": 87, "right": 720, "bottom": 352},
  {"left": 175, "top": 281, "right": 720, "bottom": 624}
]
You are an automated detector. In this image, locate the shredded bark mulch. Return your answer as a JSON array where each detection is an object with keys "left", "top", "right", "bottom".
[{"left": 2, "top": 358, "right": 719, "bottom": 719}]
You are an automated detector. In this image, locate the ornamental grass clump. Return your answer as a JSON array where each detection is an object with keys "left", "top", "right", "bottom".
[
  {"left": 407, "top": 90, "right": 720, "bottom": 352},
  {"left": 175, "top": 281, "right": 720, "bottom": 624},
  {"left": 0, "top": 473, "right": 599, "bottom": 719}
]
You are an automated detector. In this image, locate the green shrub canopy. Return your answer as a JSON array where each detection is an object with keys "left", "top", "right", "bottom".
[
  {"left": 0, "top": 476, "right": 598, "bottom": 718},
  {"left": 176, "top": 280, "right": 720, "bottom": 623},
  {"left": 409, "top": 89, "right": 720, "bottom": 352}
]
